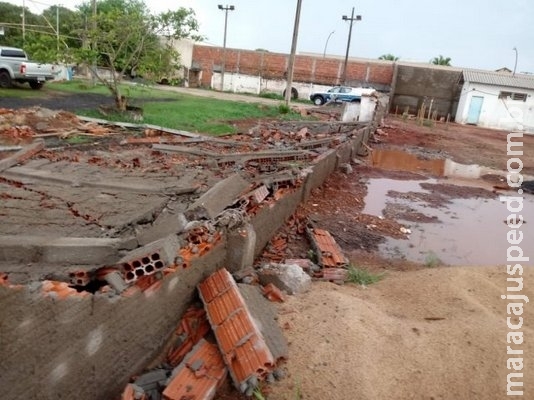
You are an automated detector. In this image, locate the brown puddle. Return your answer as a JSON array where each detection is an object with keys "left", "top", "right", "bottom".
[
  {"left": 363, "top": 176, "right": 534, "bottom": 266},
  {"left": 371, "top": 149, "right": 484, "bottom": 179}
]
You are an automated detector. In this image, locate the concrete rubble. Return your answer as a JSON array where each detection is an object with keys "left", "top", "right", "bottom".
[
  {"left": 0, "top": 95, "right": 387, "bottom": 400},
  {"left": 117, "top": 269, "right": 288, "bottom": 400},
  {"left": 257, "top": 262, "right": 312, "bottom": 295}
]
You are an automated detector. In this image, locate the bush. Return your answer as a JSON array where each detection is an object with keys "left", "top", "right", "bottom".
[
  {"left": 278, "top": 103, "right": 290, "bottom": 114},
  {"left": 259, "top": 91, "right": 283, "bottom": 100},
  {"left": 346, "top": 266, "right": 383, "bottom": 285}
]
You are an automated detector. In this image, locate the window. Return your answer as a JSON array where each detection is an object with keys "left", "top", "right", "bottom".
[
  {"left": 499, "top": 91, "right": 528, "bottom": 102},
  {"left": 512, "top": 93, "right": 527, "bottom": 101},
  {"left": 0, "top": 49, "right": 26, "bottom": 58}
]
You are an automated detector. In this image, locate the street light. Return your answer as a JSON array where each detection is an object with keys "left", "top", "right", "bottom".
[
  {"left": 323, "top": 30, "right": 335, "bottom": 58},
  {"left": 341, "top": 7, "right": 362, "bottom": 85},
  {"left": 513, "top": 47, "right": 518, "bottom": 77},
  {"left": 218, "top": 4, "right": 235, "bottom": 91}
]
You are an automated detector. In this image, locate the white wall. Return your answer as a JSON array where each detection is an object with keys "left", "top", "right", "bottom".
[
  {"left": 211, "top": 71, "right": 336, "bottom": 100},
  {"left": 170, "top": 39, "right": 194, "bottom": 72},
  {"left": 456, "top": 82, "right": 534, "bottom": 132}
]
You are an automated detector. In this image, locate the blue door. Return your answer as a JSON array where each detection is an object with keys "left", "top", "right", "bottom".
[{"left": 466, "top": 96, "right": 484, "bottom": 124}]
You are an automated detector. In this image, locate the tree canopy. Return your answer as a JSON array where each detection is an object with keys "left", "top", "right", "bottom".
[
  {"left": 0, "top": 0, "right": 202, "bottom": 109},
  {"left": 378, "top": 54, "right": 399, "bottom": 61},
  {"left": 431, "top": 55, "right": 452, "bottom": 66}
]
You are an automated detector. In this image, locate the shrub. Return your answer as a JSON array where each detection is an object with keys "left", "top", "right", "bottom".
[{"left": 346, "top": 265, "right": 383, "bottom": 285}]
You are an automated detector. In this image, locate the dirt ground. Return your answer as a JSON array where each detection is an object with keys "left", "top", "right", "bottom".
[
  {"left": 268, "top": 266, "right": 534, "bottom": 400},
  {"left": 2, "top": 93, "right": 533, "bottom": 400},
  {"left": 258, "top": 117, "right": 534, "bottom": 399}
]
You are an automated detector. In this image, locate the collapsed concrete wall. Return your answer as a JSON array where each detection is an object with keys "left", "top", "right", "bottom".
[
  {"left": 0, "top": 241, "right": 226, "bottom": 400},
  {"left": 0, "top": 100, "right": 387, "bottom": 400}
]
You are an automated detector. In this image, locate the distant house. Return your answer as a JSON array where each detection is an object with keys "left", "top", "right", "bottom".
[{"left": 455, "top": 70, "right": 534, "bottom": 132}]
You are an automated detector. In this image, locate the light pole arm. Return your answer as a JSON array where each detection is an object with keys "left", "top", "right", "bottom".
[{"left": 323, "top": 30, "right": 335, "bottom": 58}]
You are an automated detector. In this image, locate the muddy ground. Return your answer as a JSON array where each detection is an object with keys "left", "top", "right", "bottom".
[
  {"left": 3, "top": 93, "right": 534, "bottom": 399},
  {"left": 257, "top": 117, "right": 534, "bottom": 399}
]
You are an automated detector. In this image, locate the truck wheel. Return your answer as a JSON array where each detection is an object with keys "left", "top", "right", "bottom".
[
  {"left": 0, "top": 71, "right": 12, "bottom": 88},
  {"left": 312, "top": 96, "right": 325, "bottom": 106},
  {"left": 29, "top": 81, "right": 44, "bottom": 90}
]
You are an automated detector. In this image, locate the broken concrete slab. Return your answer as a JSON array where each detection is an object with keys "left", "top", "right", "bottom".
[
  {"left": 186, "top": 174, "right": 250, "bottom": 220},
  {"left": 104, "top": 271, "right": 129, "bottom": 294},
  {"left": 2, "top": 166, "right": 198, "bottom": 195},
  {"left": 225, "top": 223, "right": 256, "bottom": 272},
  {"left": 0, "top": 235, "right": 124, "bottom": 264},
  {"left": 257, "top": 263, "right": 311, "bottom": 295},
  {"left": 231, "top": 266, "right": 259, "bottom": 285},
  {"left": 238, "top": 284, "right": 288, "bottom": 362},
  {"left": 0, "top": 140, "right": 44, "bottom": 172},
  {"left": 152, "top": 143, "right": 217, "bottom": 158},
  {"left": 136, "top": 212, "right": 188, "bottom": 246},
  {"left": 133, "top": 368, "right": 169, "bottom": 392},
  {"left": 339, "top": 163, "right": 353, "bottom": 174}
]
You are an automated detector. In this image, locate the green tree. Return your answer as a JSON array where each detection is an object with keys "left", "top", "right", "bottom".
[
  {"left": 0, "top": 1, "right": 41, "bottom": 49},
  {"left": 378, "top": 53, "right": 399, "bottom": 61},
  {"left": 24, "top": 6, "right": 82, "bottom": 63},
  {"left": 430, "top": 55, "right": 452, "bottom": 66},
  {"left": 0, "top": 2, "right": 83, "bottom": 62},
  {"left": 75, "top": 0, "right": 202, "bottom": 110}
]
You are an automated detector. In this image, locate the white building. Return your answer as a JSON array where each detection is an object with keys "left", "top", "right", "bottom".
[{"left": 456, "top": 70, "right": 534, "bottom": 132}]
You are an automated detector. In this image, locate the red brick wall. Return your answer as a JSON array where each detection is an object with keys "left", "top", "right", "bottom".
[{"left": 192, "top": 45, "right": 393, "bottom": 89}]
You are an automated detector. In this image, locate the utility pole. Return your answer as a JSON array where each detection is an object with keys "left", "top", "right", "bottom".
[
  {"left": 22, "top": 0, "right": 25, "bottom": 46},
  {"left": 513, "top": 47, "right": 518, "bottom": 77},
  {"left": 284, "top": 0, "right": 303, "bottom": 106},
  {"left": 91, "top": 0, "right": 97, "bottom": 84},
  {"left": 218, "top": 5, "right": 235, "bottom": 91},
  {"left": 341, "top": 7, "right": 362, "bottom": 85},
  {"left": 56, "top": 5, "right": 59, "bottom": 54}
]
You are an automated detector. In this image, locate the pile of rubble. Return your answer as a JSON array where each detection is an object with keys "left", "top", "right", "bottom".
[
  {"left": 121, "top": 268, "right": 289, "bottom": 400},
  {"left": 120, "top": 227, "right": 352, "bottom": 400},
  {"left": 0, "top": 104, "right": 374, "bottom": 400},
  {"left": 0, "top": 107, "right": 113, "bottom": 141}
]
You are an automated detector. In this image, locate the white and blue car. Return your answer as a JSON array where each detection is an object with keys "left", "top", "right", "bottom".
[{"left": 310, "top": 86, "right": 375, "bottom": 106}]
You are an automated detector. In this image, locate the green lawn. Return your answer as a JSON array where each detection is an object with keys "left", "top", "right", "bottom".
[
  {"left": 1, "top": 79, "right": 309, "bottom": 135},
  {"left": 45, "top": 80, "right": 306, "bottom": 135}
]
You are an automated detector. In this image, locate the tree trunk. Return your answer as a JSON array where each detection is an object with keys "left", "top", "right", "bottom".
[{"left": 115, "top": 95, "right": 127, "bottom": 111}]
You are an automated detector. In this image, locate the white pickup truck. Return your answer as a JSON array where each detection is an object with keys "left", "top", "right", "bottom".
[{"left": 0, "top": 46, "right": 56, "bottom": 90}]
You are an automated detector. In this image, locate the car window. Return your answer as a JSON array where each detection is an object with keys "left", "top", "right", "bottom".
[
  {"left": 340, "top": 87, "right": 352, "bottom": 93},
  {"left": 328, "top": 87, "right": 341, "bottom": 94},
  {"left": 1, "top": 49, "right": 26, "bottom": 58}
]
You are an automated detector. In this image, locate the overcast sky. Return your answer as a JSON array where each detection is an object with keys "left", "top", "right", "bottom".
[{"left": 12, "top": 0, "right": 534, "bottom": 73}]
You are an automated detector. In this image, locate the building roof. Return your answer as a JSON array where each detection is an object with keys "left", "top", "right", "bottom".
[{"left": 463, "top": 69, "right": 534, "bottom": 90}]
